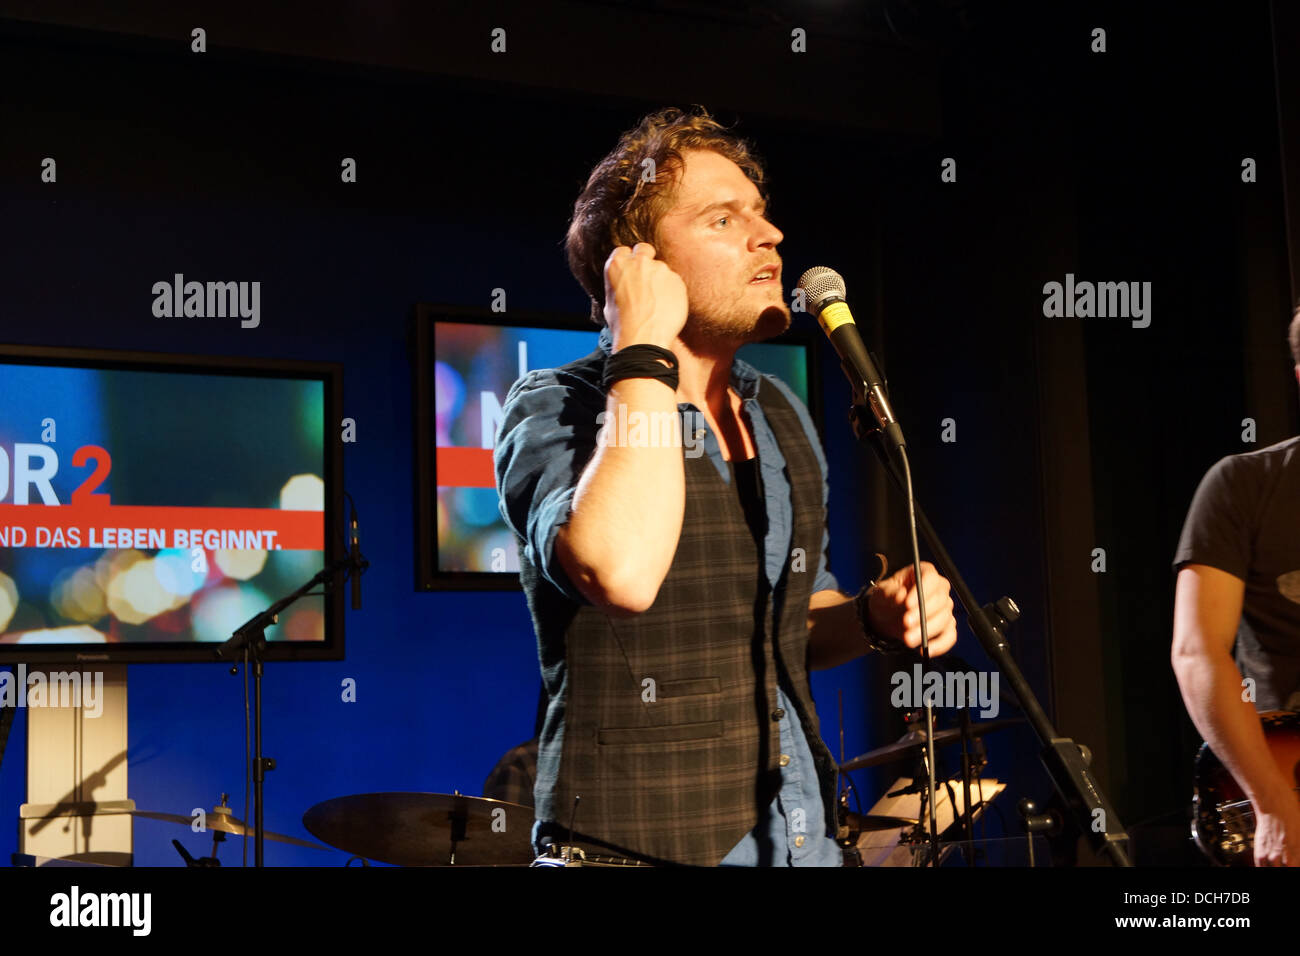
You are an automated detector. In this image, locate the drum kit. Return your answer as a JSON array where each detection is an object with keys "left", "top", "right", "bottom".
[
  {"left": 129, "top": 714, "right": 1018, "bottom": 867},
  {"left": 835, "top": 713, "right": 1021, "bottom": 866}
]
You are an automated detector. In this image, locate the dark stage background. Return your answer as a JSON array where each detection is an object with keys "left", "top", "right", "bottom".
[{"left": 0, "top": 0, "right": 1296, "bottom": 866}]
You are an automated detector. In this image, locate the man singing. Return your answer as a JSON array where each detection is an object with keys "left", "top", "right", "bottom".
[
  {"left": 1172, "top": 307, "right": 1300, "bottom": 867},
  {"left": 495, "top": 107, "right": 957, "bottom": 866}
]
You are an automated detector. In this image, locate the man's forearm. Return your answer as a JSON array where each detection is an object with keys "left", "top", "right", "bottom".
[
  {"left": 807, "top": 589, "right": 868, "bottom": 670},
  {"left": 557, "top": 377, "right": 684, "bottom": 614},
  {"left": 1173, "top": 653, "right": 1294, "bottom": 811}
]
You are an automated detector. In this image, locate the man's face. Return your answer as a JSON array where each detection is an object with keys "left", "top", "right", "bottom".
[{"left": 653, "top": 148, "right": 790, "bottom": 345}]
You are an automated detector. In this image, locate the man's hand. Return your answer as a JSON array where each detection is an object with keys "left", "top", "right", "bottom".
[
  {"left": 603, "top": 242, "right": 688, "bottom": 350},
  {"left": 867, "top": 560, "right": 957, "bottom": 655},
  {"left": 1252, "top": 793, "right": 1300, "bottom": 866}
]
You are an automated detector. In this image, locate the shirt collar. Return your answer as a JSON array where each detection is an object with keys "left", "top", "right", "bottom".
[{"left": 597, "top": 324, "right": 762, "bottom": 400}]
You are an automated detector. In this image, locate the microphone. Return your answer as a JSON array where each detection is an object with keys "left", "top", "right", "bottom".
[
  {"left": 350, "top": 503, "right": 361, "bottom": 611},
  {"left": 796, "top": 266, "right": 905, "bottom": 452}
]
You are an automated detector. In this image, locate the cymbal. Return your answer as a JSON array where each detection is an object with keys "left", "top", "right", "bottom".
[
  {"left": 301, "top": 792, "right": 535, "bottom": 866},
  {"left": 839, "top": 718, "right": 1023, "bottom": 773},
  {"left": 840, "top": 811, "right": 919, "bottom": 832},
  {"left": 129, "top": 810, "right": 328, "bottom": 849}
]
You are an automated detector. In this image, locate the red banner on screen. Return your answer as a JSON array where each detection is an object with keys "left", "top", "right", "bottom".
[
  {"left": 0, "top": 503, "right": 323, "bottom": 550},
  {"left": 436, "top": 447, "right": 495, "bottom": 488}
]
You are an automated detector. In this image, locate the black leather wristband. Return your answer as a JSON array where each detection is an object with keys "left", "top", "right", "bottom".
[
  {"left": 855, "top": 554, "right": 905, "bottom": 654},
  {"left": 602, "top": 344, "right": 679, "bottom": 392}
]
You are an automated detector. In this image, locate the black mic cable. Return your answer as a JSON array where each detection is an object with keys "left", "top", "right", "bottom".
[{"left": 798, "top": 265, "right": 938, "bottom": 863}]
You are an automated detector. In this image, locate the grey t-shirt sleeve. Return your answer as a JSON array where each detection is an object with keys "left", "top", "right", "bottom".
[{"left": 1173, "top": 455, "right": 1253, "bottom": 580}]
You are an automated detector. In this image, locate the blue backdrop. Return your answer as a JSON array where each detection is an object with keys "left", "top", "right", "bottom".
[{"left": 0, "top": 195, "right": 877, "bottom": 866}]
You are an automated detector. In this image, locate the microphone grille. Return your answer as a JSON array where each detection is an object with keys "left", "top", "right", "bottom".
[{"left": 796, "top": 267, "right": 846, "bottom": 310}]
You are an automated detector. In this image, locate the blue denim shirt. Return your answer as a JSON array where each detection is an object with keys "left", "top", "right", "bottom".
[
  {"left": 719, "top": 686, "right": 844, "bottom": 866},
  {"left": 497, "top": 324, "right": 843, "bottom": 866}
]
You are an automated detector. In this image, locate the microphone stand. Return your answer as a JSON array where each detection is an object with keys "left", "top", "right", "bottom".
[
  {"left": 846, "top": 392, "right": 1132, "bottom": 866},
  {"left": 216, "top": 551, "right": 362, "bottom": 866}
]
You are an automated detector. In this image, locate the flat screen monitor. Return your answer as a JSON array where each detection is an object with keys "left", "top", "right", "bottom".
[{"left": 0, "top": 345, "right": 344, "bottom": 663}]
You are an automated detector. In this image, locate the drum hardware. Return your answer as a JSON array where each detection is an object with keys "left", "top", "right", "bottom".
[
  {"left": 896, "top": 712, "right": 992, "bottom": 864},
  {"left": 838, "top": 716, "right": 1022, "bottom": 773},
  {"left": 530, "top": 844, "right": 651, "bottom": 867},
  {"left": 843, "top": 811, "right": 920, "bottom": 832},
  {"left": 1017, "top": 797, "right": 1062, "bottom": 868},
  {"left": 838, "top": 710, "right": 1017, "bottom": 866},
  {"left": 835, "top": 691, "right": 916, "bottom": 847},
  {"left": 852, "top": 775, "right": 1007, "bottom": 866}
]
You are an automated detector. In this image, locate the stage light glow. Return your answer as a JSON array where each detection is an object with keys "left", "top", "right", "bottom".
[
  {"left": 49, "top": 570, "right": 72, "bottom": 621},
  {"left": 50, "top": 565, "right": 106, "bottom": 623},
  {"left": 69, "top": 567, "right": 108, "bottom": 622},
  {"left": 191, "top": 583, "right": 272, "bottom": 643},
  {"left": 284, "top": 607, "right": 324, "bottom": 641},
  {"left": 280, "top": 473, "right": 324, "bottom": 511},
  {"left": 14, "top": 625, "right": 107, "bottom": 644},
  {"left": 214, "top": 548, "right": 268, "bottom": 581},
  {"left": 108, "top": 558, "right": 173, "bottom": 624},
  {"left": 152, "top": 549, "right": 205, "bottom": 597},
  {"left": 0, "top": 570, "right": 17, "bottom": 631}
]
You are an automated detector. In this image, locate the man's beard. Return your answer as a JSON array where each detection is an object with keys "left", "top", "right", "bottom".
[{"left": 681, "top": 302, "right": 791, "bottom": 349}]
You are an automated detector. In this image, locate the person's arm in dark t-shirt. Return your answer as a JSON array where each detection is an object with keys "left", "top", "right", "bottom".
[{"left": 1171, "top": 455, "right": 1300, "bottom": 866}]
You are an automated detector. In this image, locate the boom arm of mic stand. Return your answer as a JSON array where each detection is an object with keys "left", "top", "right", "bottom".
[
  {"left": 213, "top": 554, "right": 354, "bottom": 866},
  {"left": 850, "top": 404, "right": 1132, "bottom": 866}
]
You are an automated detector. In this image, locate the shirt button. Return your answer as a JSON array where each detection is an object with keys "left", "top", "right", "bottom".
[
  {"left": 778, "top": 754, "right": 791, "bottom": 767},
  {"left": 794, "top": 835, "right": 806, "bottom": 848},
  {"left": 771, "top": 708, "right": 786, "bottom": 720}
]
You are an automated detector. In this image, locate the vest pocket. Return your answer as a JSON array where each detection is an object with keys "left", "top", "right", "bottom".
[
  {"left": 597, "top": 720, "right": 724, "bottom": 746},
  {"left": 657, "top": 677, "right": 722, "bottom": 698}
]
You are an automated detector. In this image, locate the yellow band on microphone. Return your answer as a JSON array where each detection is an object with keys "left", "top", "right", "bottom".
[{"left": 818, "top": 300, "right": 854, "bottom": 333}]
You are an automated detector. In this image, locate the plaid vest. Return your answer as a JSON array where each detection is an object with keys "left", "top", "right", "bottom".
[{"left": 519, "top": 354, "right": 838, "bottom": 866}]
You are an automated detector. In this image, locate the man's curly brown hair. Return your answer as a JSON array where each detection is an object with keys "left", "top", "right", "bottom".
[{"left": 565, "top": 106, "right": 768, "bottom": 326}]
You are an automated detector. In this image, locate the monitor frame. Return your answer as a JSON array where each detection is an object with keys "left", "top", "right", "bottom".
[{"left": 0, "top": 342, "right": 345, "bottom": 664}]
